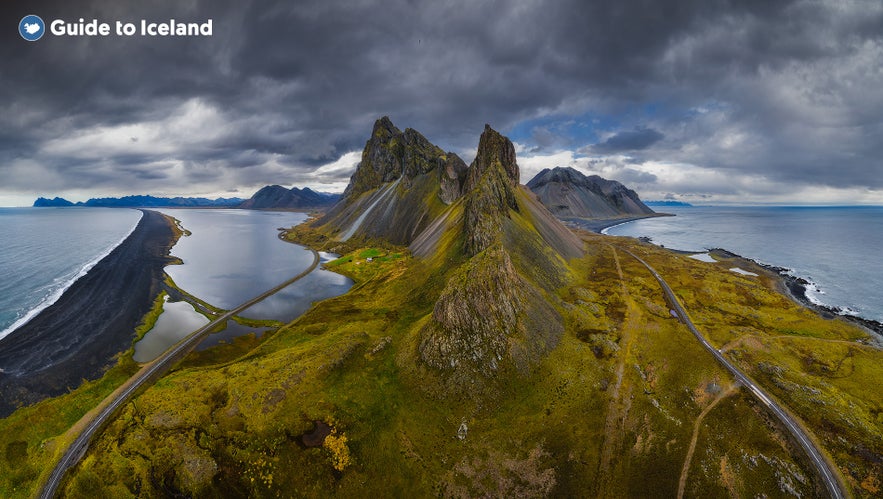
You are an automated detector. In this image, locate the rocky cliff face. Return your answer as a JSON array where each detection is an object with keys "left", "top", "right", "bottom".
[
  {"left": 341, "top": 117, "right": 447, "bottom": 202},
  {"left": 462, "top": 125, "right": 520, "bottom": 256},
  {"left": 418, "top": 243, "right": 561, "bottom": 384},
  {"left": 438, "top": 153, "right": 468, "bottom": 204},
  {"left": 526, "top": 166, "right": 654, "bottom": 219},
  {"left": 320, "top": 117, "right": 467, "bottom": 245}
]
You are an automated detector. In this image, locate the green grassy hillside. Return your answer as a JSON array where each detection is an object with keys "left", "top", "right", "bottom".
[{"left": 43, "top": 229, "right": 882, "bottom": 497}]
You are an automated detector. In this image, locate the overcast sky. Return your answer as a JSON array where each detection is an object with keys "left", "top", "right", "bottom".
[{"left": 2, "top": 0, "right": 882, "bottom": 206}]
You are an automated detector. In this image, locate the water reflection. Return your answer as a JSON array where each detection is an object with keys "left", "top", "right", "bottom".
[
  {"left": 159, "top": 209, "right": 312, "bottom": 308},
  {"left": 133, "top": 298, "right": 210, "bottom": 363},
  {"left": 197, "top": 319, "right": 270, "bottom": 351},
  {"left": 241, "top": 252, "right": 352, "bottom": 322}
]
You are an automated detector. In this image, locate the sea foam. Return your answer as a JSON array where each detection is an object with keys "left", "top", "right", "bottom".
[{"left": 0, "top": 212, "right": 142, "bottom": 342}]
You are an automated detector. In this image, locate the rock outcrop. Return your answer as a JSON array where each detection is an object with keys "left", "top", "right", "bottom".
[
  {"left": 341, "top": 116, "right": 447, "bottom": 202},
  {"left": 438, "top": 153, "right": 468, "bottom": 204},
  {"left": 318, "top": 117, "right": 466, "bottom": 245},
  {"left": 526, "top": 166, "right": 654, "bottom": 219},
  {"left": 462, "top": 125, "right": 520, "bottom": 256}
]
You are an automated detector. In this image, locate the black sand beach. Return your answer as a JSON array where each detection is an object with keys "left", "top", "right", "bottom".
[
  {"left": 564, "top": 213, "right": 673, "bottom": 233},
  {"left": 0, "top": 209, "right": 179, "bottom": 417}
]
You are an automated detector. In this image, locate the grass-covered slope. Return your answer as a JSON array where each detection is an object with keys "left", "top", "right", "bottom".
[{"left": 51, "top": 229, "right": 883, "bottom": 497}]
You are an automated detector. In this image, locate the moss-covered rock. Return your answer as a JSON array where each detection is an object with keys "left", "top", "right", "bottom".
[{"left": 418, "top": 243, "right": 562, "bottom": 386}]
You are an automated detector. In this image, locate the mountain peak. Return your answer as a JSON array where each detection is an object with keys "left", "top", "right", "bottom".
[
  {"left": 239, "top": 185, "right": 338, "bottom": 209},
  {"left": 466, "top": 124, "right": 519, "bottom": 189},
  {"left": 33, "top": 196, "right": 74, "bottom": 207},
  {"left": 342, "top": 117, "right": 446, "bottom": 202},
  {"left": 527, "top": 167, "right": 653, "bottom": 219},
  {"left": 462, "top": 125, "right": 520, "bottom": 256}
]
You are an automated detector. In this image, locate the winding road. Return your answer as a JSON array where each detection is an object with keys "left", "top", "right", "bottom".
[
  {"left": 619, "top": 247, "right": 848, "bottom": 499},
  {"left": 39, "top": 248, "right": 320, "bottom": 499}
]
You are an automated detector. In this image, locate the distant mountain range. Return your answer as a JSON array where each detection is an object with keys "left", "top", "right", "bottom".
[
  {"left": 526, "top": 166, "right": 654, "bottom": 219},
  {"left": 238, "top": 185, "right": 339, "bottom": 209},
  {"left": 35, "top": 195, "right": 244, "bottom": 208},
  {"left": 33, "top": 187, "right": 339, "bottom": 209},
  {"left": 644, "top": 200, "right": 693, "bottom": 207}
]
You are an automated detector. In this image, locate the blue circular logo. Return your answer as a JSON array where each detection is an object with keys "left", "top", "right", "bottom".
[{"left": 19, "top": 15, "right": 45, "bottom": 41}]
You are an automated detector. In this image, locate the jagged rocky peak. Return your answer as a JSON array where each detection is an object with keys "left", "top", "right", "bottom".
[
  {"left": 465, "top": 124, "right": 519, "bottom": 190},
  {"left": 342, "top": 116, "right": 446, "bottom": 201},
  {"left": 463, "top": 124, "right": 520, "bottom": 256},
  {"left": 438, "top": 153, "right": 468, "bottom": 204},
  {"left": 400, "top": 127, "right": 446, "bottom": 178}
]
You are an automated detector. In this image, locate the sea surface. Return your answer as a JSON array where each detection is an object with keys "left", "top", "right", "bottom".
[
  {"left": 604, "top": 206, "right": 883, "bottom": 323},
  {"left": 0, "top": 207, "right": 142, "bottom": 342},
  {"left": 158, "top": 209, "right": 353, "bottom": 321}
]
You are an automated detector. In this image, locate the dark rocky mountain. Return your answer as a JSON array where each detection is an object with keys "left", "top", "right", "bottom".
[
  {"left": 85, "top": 195, "right": 244, "bottom": 208},
  {"left": 415, "top": 125, "right": 583, "bottom": 392},
  {"left": 526, "top": 166, "right": 654, "bottom": 219},
  {"left": 315, "top": 119, "right": 585, "bottom": 394},
  {"left": 318, "top": 117, "right": 468, "bottom": 245},
  {"left": 33, "top": 197, "right": 74, "bottom": 207},
  {"left": 238, "top": 185, "right": 339, "bottom": 209}
]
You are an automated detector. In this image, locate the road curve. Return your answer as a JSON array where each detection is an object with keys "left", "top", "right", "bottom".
[
  {"left": 619, "top": 247, "right": 848, "bottom": 499},
  {"left": 40, "top": 248, "right": 320, "bottom": 499}
]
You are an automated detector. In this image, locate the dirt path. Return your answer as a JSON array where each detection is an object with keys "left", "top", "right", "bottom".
[
  {"left": 596, "top": 245, "right": 640, "bottom": 496},
  {"left": 677, "top": 386, "right": 737, "bottom": 498}
]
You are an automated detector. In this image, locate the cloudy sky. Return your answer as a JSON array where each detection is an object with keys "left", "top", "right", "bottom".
[{"left": 2, "top": 0, "right": 882, "bottom": 206}]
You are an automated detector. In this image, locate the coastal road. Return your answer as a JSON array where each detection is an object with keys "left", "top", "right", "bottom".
[
  {"left": 40, "top": 248, "right": 320, "bottom": 499},
  {"left": 618, "top": 247, "right": 848, "bottom": 499}
]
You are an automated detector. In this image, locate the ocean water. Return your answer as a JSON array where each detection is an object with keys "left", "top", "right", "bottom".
[
  {"left": 604, "top": 206, "right": 883, "bottom": 323},
  {"left": 0, "top": 208, "right": 142, "bottom": 341},
  {"left": 158, "top": 209, "right": 353, "bottom": 321}
]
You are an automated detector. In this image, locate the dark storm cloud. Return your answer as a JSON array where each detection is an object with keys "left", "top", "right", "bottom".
[
  {"left": 589, "top": 128, "right": 665, "bottom": 154},
  {"left": 1, "top": 0, "right": 882, "bottom": 202}
]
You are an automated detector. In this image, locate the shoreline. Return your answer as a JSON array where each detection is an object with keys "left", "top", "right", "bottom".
[
  {"left": 561, "top": 213, "right": 673, "bottom": 234},
  {"left": 593, "top": 215, "right": 883, "bottom": 342},
  {"left": 705, "top": 248, "right": 883, "bottom": 342},
  {"left": 0, "top": 215, "right": 141, "bottom": 343},
  {"left": 0, "top": 210, "right": 180, "bottom": 418}
]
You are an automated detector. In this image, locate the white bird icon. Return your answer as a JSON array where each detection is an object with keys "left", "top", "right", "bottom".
[{"left": 24, "top": 23, "right": 41, "bottom": 35}]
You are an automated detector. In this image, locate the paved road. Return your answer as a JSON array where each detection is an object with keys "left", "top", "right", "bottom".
[
  {"left": 39, "top": 248, "right": 319, "bottom": 499},
  {"left": 619, "top": 247, "right": 847, "bottom": 499}
]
